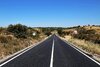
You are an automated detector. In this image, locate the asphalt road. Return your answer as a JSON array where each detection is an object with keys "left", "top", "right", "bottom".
[{"left": 0, "top": 35, "right": 100, "bottom": 67}]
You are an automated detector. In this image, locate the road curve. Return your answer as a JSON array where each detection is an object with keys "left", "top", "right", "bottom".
[{"left": 0, "top": 35, "right": 100, "bottom": 67}]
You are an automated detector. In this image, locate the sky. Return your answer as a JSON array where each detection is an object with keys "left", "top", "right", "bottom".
[{"left": 0, "top": 0, "right": 100, "bottom": 27}]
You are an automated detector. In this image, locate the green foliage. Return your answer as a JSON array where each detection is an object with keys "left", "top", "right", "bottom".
[
  {"left": 57, "top": 28, "right": 63, "bottom": 36},
  {"left": 7, "top": 24, "right": 28, "bottom": 38}
]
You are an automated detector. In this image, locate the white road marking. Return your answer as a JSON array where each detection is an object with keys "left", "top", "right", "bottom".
[
  {"left": 68, "top": 43, "right": 100, "bottom": 66},
  {"left": 61, "top": 38, "right": 100, "bottom": 66},
  {"left": 0, "top": 46, "right": 34, "bottom": 67},
  {"left": 50, "top": 39, "right": 55, "bottom": 67},
  {"left": 0, "top": 35, "right": 52, "bottom": 67}
]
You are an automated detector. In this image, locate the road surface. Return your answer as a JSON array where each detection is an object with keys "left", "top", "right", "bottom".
[{"left": 0, "top": 35, "right": 100, "bottom": 67}]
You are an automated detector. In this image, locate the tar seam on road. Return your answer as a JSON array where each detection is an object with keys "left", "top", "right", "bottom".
[{"left": 50, "top": 39, "right": 55, "bottom": 67}]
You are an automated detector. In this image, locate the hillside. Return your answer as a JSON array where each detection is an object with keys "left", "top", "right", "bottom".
[{"left": 0, "top": 24, "right": 47, "bottom": 59}]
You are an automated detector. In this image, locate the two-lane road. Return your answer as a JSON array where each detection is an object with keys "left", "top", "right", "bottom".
[{"left": 0, "top": 35, "right": 100, "bottom": 67}]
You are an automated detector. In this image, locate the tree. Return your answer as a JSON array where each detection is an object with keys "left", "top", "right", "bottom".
[{"left": 7, "top": 24, "right": 28, "bottom": 38}]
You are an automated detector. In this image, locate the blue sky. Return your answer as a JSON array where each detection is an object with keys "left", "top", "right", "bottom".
[{"left": 0, "top": 0, "right": 100, "bottom": 27}]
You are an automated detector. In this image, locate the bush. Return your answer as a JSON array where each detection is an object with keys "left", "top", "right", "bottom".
[
  {"left": 72, "top": 27, "right": 100, "bottom": 44},
  {"left": 57, "top": 28, "right": 63, "bottom": 36},
  {"left": 7, "top": 24, "right": 28, "bottom": 38}
]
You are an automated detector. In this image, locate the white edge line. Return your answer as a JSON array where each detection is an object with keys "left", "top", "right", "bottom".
[
  {"left": 0, "top": 46, "right": 33, "bottom": 67},
  {"left": 60, "top": 37, "right": 100, "bottom": 66},
  {"left": 0, "top": 35, "right": 52, "bottom": 67},
  {"left": 50, "top": 39, "right": 55, "bottom": 67}
]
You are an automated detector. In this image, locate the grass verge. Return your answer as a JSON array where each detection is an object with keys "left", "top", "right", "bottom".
[{"left": 63, "top": 35, "right": 100, "bottom": 62}]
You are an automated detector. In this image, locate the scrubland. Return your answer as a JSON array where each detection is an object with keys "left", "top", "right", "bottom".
[
  {"left": 0, "top": 24, "right": 47, "bottom": 59},
  {"left": 60, "top": 25, "right": 100, "bottom": 61}
]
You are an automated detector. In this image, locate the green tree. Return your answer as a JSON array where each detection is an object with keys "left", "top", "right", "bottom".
[{"left": 7, "top": 24, "right": 28, "bottom": 38}]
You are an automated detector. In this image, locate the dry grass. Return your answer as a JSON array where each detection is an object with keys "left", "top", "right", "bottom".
[
  {"left": 0, "top": 25, "right": 47, "bottom": 60},
  {"left": 0, "top": 35, "right": 38, "bottom": 59},
  {"left": 84, "top": 26, "right": 100, "bottom": 34},
  {"left": 0, "top": 33, "right": 46, "bottom": 59},
  {"left": 61, "top": 26, "right": 100, "bottom": 61},
  {"left": 64, "top": 35, "right": 100, "bottom": 55},
  {"left": 63, "top": 35, "right": 100, "bottom": 61}
]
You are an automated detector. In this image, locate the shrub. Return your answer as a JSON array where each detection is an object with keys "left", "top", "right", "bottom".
[
  {"left": 57, "top": 28, "right": 63, "bottom": 36},
  {"left": 7, "top": 24, "right": 28, "bottom": 38},
  {"left": 72, "top": 27, "right": 100, "bottom": 44}
]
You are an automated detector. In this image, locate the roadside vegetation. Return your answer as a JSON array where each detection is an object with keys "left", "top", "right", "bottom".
[
  {"left": 64, "top": 36, "right": 100, "bottom": 58},
  {"left": 0, "top": 24, "right": 47, "bottom": 59},
  {"left": 1, "top": 24, "right": 100, "bottom": 61},
  {"left": 0, "top": 25, "right": 68, "bottom": 59},
  {"left": 58, "top": 25, "right": 100, "bottom": 61}
]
